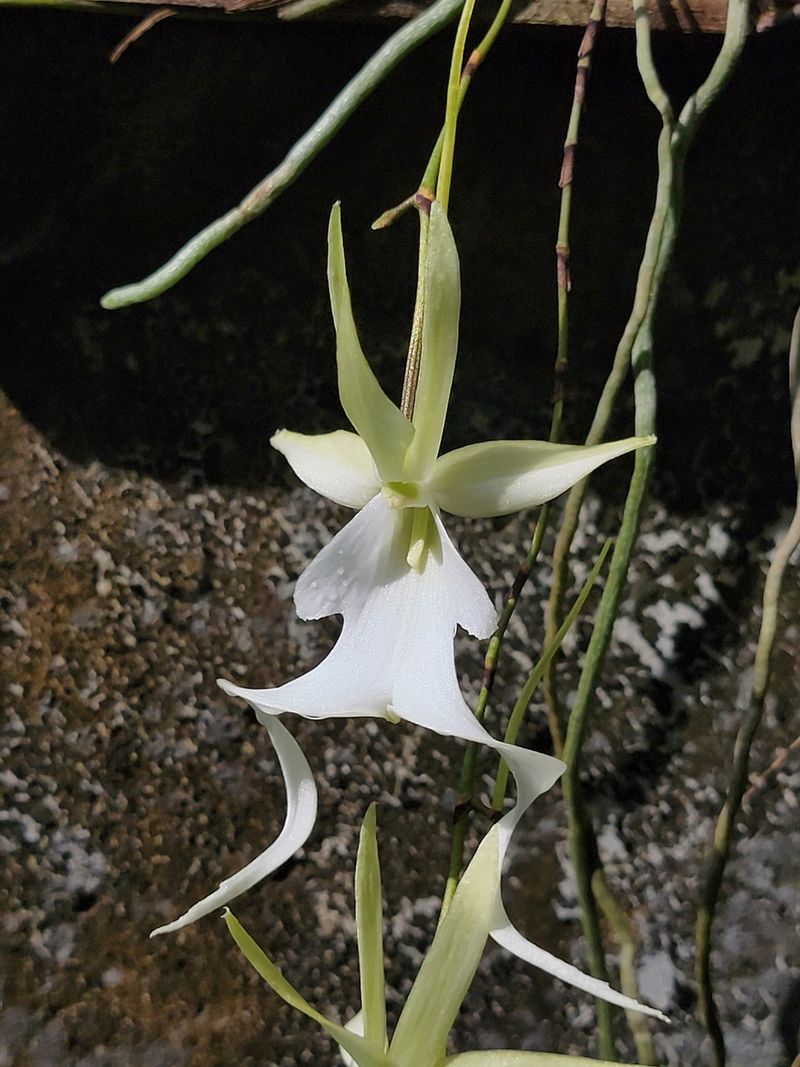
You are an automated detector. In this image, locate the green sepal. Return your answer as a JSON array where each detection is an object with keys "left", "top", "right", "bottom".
[
  {"left": 224, "top": 910, "right": 398, "bottom": 1067},
  {"left": 355, "top": 804, "right": 387, "bottom": 1052}
]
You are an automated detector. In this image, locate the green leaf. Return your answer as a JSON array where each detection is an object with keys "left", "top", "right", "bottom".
[
  {"left": 389, "top": 830, "right": 499, "bottom": 1067},
  {"left": 355, "top": 804, "right": 387, "bottom": 1052},
  {"left": 224, "top": 910, "right": 398, "bottom": 1067},
  {"left": 403, "top": 201, "right": 461, "bottom": 481},
  {"left": 327, "top": 203, "right": 413, "bottom": 481}
]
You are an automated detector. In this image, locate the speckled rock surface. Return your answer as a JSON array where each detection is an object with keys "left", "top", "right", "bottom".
[{"left": 1, "top": 12, "right": 799, "bottom": 1067}]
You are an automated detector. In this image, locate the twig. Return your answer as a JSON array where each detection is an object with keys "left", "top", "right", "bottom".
[
  {"left": 695, "top": 305, "right": 800, "bottom": 1067},
  {"left": 743, "top": 734, "right": 800, "bottom": 808},
  {"left": 109, "top": 7, "right": 174, "bottom": 63},
  {"left": 100, "top": 0, "right": 466, "bottom": 308},
  {"left": 278, "top": 0, "right": 350, "bottom": 19},
  {"left": 372, "top": 0, "right": 513, "bottom": 232}
]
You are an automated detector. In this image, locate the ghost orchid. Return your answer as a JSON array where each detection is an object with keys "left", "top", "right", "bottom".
[
  {"left": 154, "top": 200, "right": 655, "bottom": 1016},
  {"left": 224, "top": 805, "right": 665, "bottom": 1067}
]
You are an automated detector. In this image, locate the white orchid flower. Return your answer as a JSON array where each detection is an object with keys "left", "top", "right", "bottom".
[
  {"left": 223, "top": 805, "right": 665, "bottom": 1067},
  {"left": 153, "top": 201, "right": 654, "bottom": 1016}
]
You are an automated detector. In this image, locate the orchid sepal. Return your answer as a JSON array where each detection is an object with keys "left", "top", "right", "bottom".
[
  {"left": 389, "top": 830, "right": 499, "bottom": 1066},
  {"left": 355, "top": 803, "right": 387, "bottom": 1052},
  {"left": 429, "top": 435, "right": 657, "bottom": 518},
  {"left": 327, "top": 202, "right": 413, "bottom": 481}
]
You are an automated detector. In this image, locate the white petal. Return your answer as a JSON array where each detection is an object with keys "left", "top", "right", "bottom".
[
  {"left": 434, "top": 513, "right": 498, "bottom": 639},
  {"left": 220, "top": 501, "right": 403, "bottom": 721},
  {"left": 272, "top": 429, "right": 379, "bottom": 509},
  {"left": 150, "top": 717, "right": 317, "bottom": 936},
  {"left": 403, "top": 201, "right": 461, "bottom": 481},
  {"left": 483, "top": 742, "right": 669, "bottom": 1021},
  {"left": 293, "top": 496, "right": 407, "bottom": 622},
  {"left": 430, "top": 436, "right": 656, "bottom": 518},
  {"left": 218, "top": 503, "right": 496, "bottom": 726},
  {"left": 328, "top": 203, "right": 413, "bottom": 481},
  {"left": 490, "top": 919, "right": 668, "bottom": 1021}
]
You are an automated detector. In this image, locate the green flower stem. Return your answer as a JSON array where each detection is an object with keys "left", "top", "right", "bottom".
[
  {"left": 436, "top": 0, "right": 476, "bottom": 213},
  {"left": 591, "top": 870, "right": 658, "bottom": 1065},
  {"left": 100, "top": 0, "right": 465, "bottom": 309},
  {"left": 373, "top": 0, "right": 513, "bottom": 231},
  {"left": 549, "top": 2, "right": 747, "bottom": 1059},
  {"left": 695, "top": 306, "right": 800, "bottom": 1067},
  {"left": 402, "top": 0, "right": 509, "bottom": 422}
]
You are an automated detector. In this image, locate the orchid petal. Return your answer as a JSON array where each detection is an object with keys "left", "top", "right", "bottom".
[
  {"left": 150, "top": 717, "right": 317, "bottom": 936},
  {"left": 219, "top": 499, "right": 496, "bottom": 722},
  {"left": 225, "top": 911, "right": 398, "bottom": 1067},
  {"left": 328, "top": 203, "right": 413, "bottom": 480},
  {"left": 389, "top": 831, "right": 499, "bottom": 1067},
  {"left": 293, "top": 495, "right": 410, "bottom": 624},
  {"left": 355, "top": 805, "right": 387, "bottom": 1052},
  {"left": 488, "top": 807, "right": 669, "bottom": 1020},
  {"left": 430, "top": 435, "right": 656, "bottom": 518},
  {"left": 272, "top": 429, "right": 380, "bottom": 509},
  {"left": 403, "top": 201, "right": 460, "bottom": 482}
]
